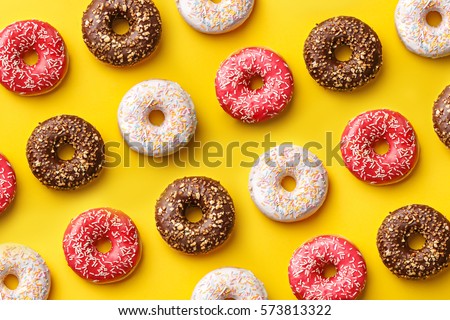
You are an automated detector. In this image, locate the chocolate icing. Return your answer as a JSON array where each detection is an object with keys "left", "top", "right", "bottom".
[
  {"left": 82, "top": 0, "right": 162, "bottom": 66},
  {"left": 26, "top": 115, "right": 105, "bottom": 190},
  {"left": 303, "top": 16, "right": 382, "bottom": 91},
  {"left": 155, "top": 176, "right": 235, "bottom": 255},
  {"left": 376, "top": 204, "right": 450, "bottom": 279},
  {"left": 433, "top": 85, "right": 450, "bottom": 148}
]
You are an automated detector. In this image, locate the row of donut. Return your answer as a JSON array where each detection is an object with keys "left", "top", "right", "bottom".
[
  {"left": 176, "top": 0, "right": 450, "bottom": 61},
  {"left": 66, "top": 0, "right": 450, "bottom": 62},
  {"left": 2, "top": 199, "right": 449, "bottom": 300},
  {"left": 15, "top": 96, "right": 450, "bottom": 197},
  {"left": 0, "top": 102, "right": 437, "bottom": 211},
  {"left": 2, "top": 0, "right": 447, "bottom": 97}
]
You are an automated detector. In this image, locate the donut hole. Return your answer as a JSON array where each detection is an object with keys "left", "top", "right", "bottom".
[
  {"left": 95, "top": 238, "right": 112, "bottom": 254},
  {"left": 249, "top": 75, "right": 264, "bottom": 90},
  {"left": 322, "top": 264, "right": 337, "bottom": 278},
  {"left": 185, "top": 206, "right": 203, "bottom": 223},
  {"left": 210, "top": 0, "right": 222, "bottom": 4},
  {"left": 4, "top": 274, "right": 19, "bottom": 290},
  {"left": 22, "top": 49, "right": 39, "bottom": 66},
  {"left": 56, "top": 143, "right": 76, "bottom": 161},
  {"left": 373, "top": 139, "right": 390, "bottom": 155},
  {"left": 281, "top": 176, "right": 296, "bottom": 192},
  {"left": 426, "top": 11, "right": 442, "bottom": 28},
  {"left": 407, "top": 232, "right": 426, "bottom": 250},
  {"left": 334, "top": 44, "right": 352, "bottom": 62},
  {"left": 149, "top": 110, "right": 165, "bottom": 126},
  {"left": 112, "top": 17, "right": 130, "bottom": 35}
]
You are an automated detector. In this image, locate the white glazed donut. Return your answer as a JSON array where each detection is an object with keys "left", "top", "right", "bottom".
[
  {"left": 175, "top": 0, "right": 254, "bottom": 34},
  {"left": 395, "top": 0, "right": 450, "bottom": 58},
  {"left": 191, "top": 267, "right": 268, "bottom": 300},
  {"left": 118, "top": 79, "right": 197, "bottom": 157},
  {"left": 249, "top": 145, "right": 329, "bottom": 222},
  {"left": 0, "top": 243, "right": 51, "bottom": 300}
]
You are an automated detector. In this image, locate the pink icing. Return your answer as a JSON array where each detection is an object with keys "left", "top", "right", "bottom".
[
  {"left": 0, "top": 154, "right": 16, "bottom": 214},
  {"left": 340, "top": 109, "right": 418, "bottom": 185},
  {"left": 215, "top": 47, "right": 294, "bottom": 123},
  {"left": 288, "top": 235, "right": 367, "bottom": 300},
  {"left": 0, "top": 20, "right": 68, "bottom": 95},
  {"left": 63, "top": 208, "right": 141, "bottom": 283}
]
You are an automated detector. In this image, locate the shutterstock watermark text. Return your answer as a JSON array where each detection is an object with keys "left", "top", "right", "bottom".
[{"left": 104, "top": 132, "right": 344, "bottom": 168}]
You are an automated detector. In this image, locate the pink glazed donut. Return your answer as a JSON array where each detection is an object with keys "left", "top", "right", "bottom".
[
  {"left": 63, "top": 208, "right": 141, "bottom": 283},
  {"left": 340, "top": 109, "right": 419, "bottom": 185},
  {"left": 0, "top": 20, "right": 68, "bottom": 95},
  {"left": 0, "top": 153, "right": 16, "bottom": 214},
  {"left": 215, "top": 47, "right": 294, "bottom": 123},
  {"left": 288, "top": 235, "right": 367, "bottom": 300}
]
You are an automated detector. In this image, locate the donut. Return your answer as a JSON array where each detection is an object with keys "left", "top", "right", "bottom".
[
  {"left": 0, "top": 154, "right": 16, "bottom": 214},
  {"left": 63, "top": 207, "right": 142, "bottom": 283},
  {"left": 395, "top": 0, "right": 450, "bottom": 58},
  {"left": 118, "top": 79, "right": 197, "bottom": 156},
  {"left": 340, "top": 109, "right": 419, "bottom": 185},
  {"left": 215, "top": 47, "right": 294, "bottom": 123},
  {"left": 26, "top": 115, "right": 105, "bottom": 190},
  {"left": 0, "top": 20, "right": 68, "bottom": 95},
  {"left": 191, "top": 267, "right": 268, "bottom": 300},
  {"left": 155, "top": 176, "right": 235, "bottom": 255},
  {"left": 0, "top": 243, "right": 51, "bottom": 300},
  {"left": 433, "top": 85, "right": 450, "bottom": 148},
  {"left": 175, "top": 0, "right": 254, "bottom": 34},
  {"left": 82, "top": 0, "right": 162, "bottom": 66},
  {"left": 288, "top": 235, "right": 367, "bottom": 300},
  {"left": 377, "top": 204, "right": 450, "bottom": 280},
  {"left": 303, "top": 16, "right": 382, "bottom": 91},
  {"left": 248, "top": 145, "right": 328, "bottom": 222}
]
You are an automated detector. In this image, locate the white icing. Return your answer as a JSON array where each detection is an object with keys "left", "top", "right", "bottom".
[
  {"left": 118, "top": 79, "right": 197, "bottom": 157},
  {"left": 249, "top": 145, "right": 329, "bottom": 222},
  {"left": 176, "top": 0, "right": 254, "bottom": 34},
  {"left": 191, "top": 267, "right": 267, "bottom": 300},
  {"left": 0, "top": 243, "right": 51, "bottom": 300},
  {"left": 395, "top": 0, "right": 450, "bottom": 58}
]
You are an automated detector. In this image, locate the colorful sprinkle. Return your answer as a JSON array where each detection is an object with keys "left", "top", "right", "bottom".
[
  {"left": 0, "top": 243, "right": 51, "bottom": 300},
  {"left": 288, "top": 235, "right": 367, "bottom": 300},
  {"left": 395, "top": 0, "right": 450, "bottom": 58},
  {"left": 249, "top": 145, "right": 328, "bottom": 222},
  {"left": 176, "top": 0, "right": 254, "bottom": 34},
  {"left": 118, "top": 80, "right": 197, "bottom": 157},
  {"left": 191, "top": 267, "right": 267, "bottom": 300}
]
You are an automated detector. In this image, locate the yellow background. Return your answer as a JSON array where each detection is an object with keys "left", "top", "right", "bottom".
[{"left": 1, "top": 0, "right": 450, "bottom": 300}]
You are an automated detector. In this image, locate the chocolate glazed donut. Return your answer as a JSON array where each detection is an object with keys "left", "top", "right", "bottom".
[
  {"left": 26, "top": 115, "right": 105, "bottom": 190},
  {"left": 155, "top": 177, "right": 235, "bottom": 255},
  {"left": 304, "top": 16, "right": 382, "bottom": 91},
  {"left": 82, "top": 0, "right": 162, "bottom": 66},
  {"left": 376, "top": 204, "right": 450, "bottom": 279},
  {"left": 433, "top": 85, "right": 450, "bottom": 148}
]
